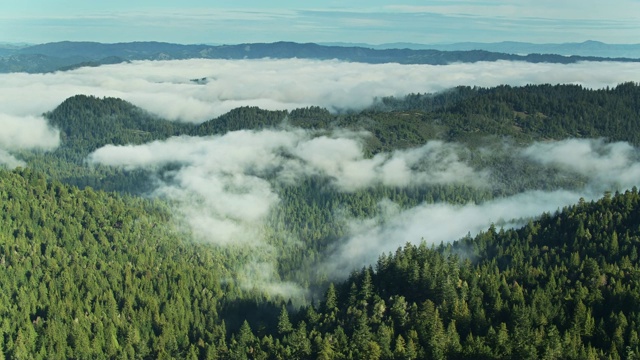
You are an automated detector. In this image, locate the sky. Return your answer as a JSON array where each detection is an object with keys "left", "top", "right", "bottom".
[{"left": 2, "top": 0, "right": 640, "bottom": 45}]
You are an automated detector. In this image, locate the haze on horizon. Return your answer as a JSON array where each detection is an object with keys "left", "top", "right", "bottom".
[{"left": 2, "top": 0, "right": 639, "bottom": 45}]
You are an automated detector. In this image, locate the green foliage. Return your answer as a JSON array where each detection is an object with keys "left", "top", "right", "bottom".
[
  {"left": 4, "top": 83, "right": 640, "bottom": 358},
  {"left": 0, "top": 168, "right": 239, "bottom": 358},
  {"left": 284, "top": 188, "right": 640, "bottom": 359},
  {"left": 26, "top": 95, "right": 193, "bottom": 192},
  {"left": 368, "top": 82, "right": 640, "bottom": 147}
]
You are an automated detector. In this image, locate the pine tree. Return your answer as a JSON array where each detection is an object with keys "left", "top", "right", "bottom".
[{"left": 278, "top": 305, "right": 293, "bottom": 335}]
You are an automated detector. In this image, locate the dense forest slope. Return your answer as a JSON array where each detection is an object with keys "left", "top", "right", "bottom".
[
  {"left": 370, "top": 82, "right": 640, "bottom": 146},
  {"left": 0, "top": 169, "right": 233, "bottom": 359},
  {"left": 263, "top": 189, "right": 640, "bottom": 359},
  {"left": 2, "top": 165, "right": 640, "bottom": 358},
  {"left": 2, "top": 83, "right": 640, "bottom": 358}
]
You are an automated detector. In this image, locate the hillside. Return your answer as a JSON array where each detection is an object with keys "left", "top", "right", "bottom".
[
  {"left": 22, "top": 95, "right": 193, "bottom": 192},
  {"left": 266, "top": 189, "right": 640, "bottom": 359},
  {"left": 0, "top": 169, "right": 236, "bottom": 359},
  {"left": 2, "top": 83, "right": 640, "bottom": 358},
  {"left": 372, "top": 82, "right": 640, "bottom": 145},
  {"left": 2, "top": 157, "right": 640, "bottom": 358}
]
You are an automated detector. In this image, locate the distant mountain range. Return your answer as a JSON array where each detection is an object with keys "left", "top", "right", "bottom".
[
  {"left": 321, "top": 40, "right": 640, "bottom": 58},
  {"left": 1, "top": 40, "right": 639, "bottom": 73}
]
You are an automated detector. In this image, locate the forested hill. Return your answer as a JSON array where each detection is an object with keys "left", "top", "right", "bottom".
[
  {"left": 46, "top": 82, "right": 640, "bottom": 154},
  {"left": 0, "top": 169, "right": 235, "bottom": 359},
  {"left": 22, "top": 82, "right": 640, "bottom": 193},
  {"left": 24, "top": 95, "right": 193, "bottom": 192},
  {"left": 2, "top": 160, "right": 640, "bottom": 358},
  {"left": 272, "top": 188, "right": 640, "bottom": 359},
  {"left": 331, "top": 40, "right": 640, "bottom": 58},
  {"left": 3, "top": 83, "right": 640, "bottom": 358},
  {"left": 372, "top": 82, "right": 640, "bottom": 145},
  {"left": 46, "top": 95, "right": 192, "bottom": 155},
  {"left": 2, "top": 41, "right": 640, "bottom": 73}
]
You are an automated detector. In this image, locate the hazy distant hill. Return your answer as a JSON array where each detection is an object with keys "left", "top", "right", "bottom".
[
  {"left": 431, "top": 40, "right": 640, "bottom": 58},
  {"left": 2, "top": 40, "right": 640, "bottom": 73},
  {"left": 0, "top": 49, "right": 15, "bottom": 57},
  {"left": 323, "top": 40, "right": 640, "bottom": 58},
  {"left": 17, "top": 41, "right": 208, "bottom": 60},
  {"left": 0, "top": 53, "right": 127, "bottom": 73},
  {"left": 0, "top": 43, "right": 30, "bottom": 57}
]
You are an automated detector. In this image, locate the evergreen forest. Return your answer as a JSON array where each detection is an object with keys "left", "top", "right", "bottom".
[{"left": 2, "top": 83, "right": 640, "bottom": 359}]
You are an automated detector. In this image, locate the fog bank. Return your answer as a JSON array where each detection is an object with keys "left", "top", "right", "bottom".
[{"left": 2, "top": 59, "right": 640, "bottom": 124}]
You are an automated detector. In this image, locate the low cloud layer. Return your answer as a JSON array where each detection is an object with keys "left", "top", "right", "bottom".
[
  {"left": 2, "top": 58, "right": 639, "bottom": 169},
  {"left": 0, "top": 150, "right": 25, "bottom": 169},
  {"left": 522, "top": 138, "right": 640, "bottom": 190},
  {"left": 88, "top": 128, "right": 488, "bottom": 294},
  {"left": 0, "top": 114, "right": 60, "bottom": 150},
  {"left": 2, "top": 59, "right": 640, "bottom": 124},
  {"left": 90, "top": 131, "right": 296, "bottom": 245}
]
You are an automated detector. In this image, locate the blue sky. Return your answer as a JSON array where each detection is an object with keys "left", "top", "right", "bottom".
[{"left": 2, "top": 0, "right": 639, "bottom": 45}]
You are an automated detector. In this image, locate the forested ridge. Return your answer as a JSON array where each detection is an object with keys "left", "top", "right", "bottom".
[
  {"left": 275, "top": 189, "right": 640, "bottom": 359},
  {"left": 3, "top": 170, "right": 640, "bottom": 358},
  {"left": 1, "top": 83, "right": 640, "bottom": 358},
  {"left": 24, "top": 82, "right": 640, "bottom": 193}
]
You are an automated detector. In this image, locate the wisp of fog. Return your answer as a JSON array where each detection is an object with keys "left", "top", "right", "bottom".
[
  {"left": 88, "top": 129, "right": 486, "bottom": 246},
  {"left": 0, "top": 114, "right": 59, "bottom": 168},
  {"left": 89, "top": 127, "right": 640, "bottom": 288}
]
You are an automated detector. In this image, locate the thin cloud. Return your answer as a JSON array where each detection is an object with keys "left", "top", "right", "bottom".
[
  {"left": 386, "top": 1, "right": 640, "bottom": 21},
  {"left": 0, "top": 114, "right": 59, "bottom": 168},
  {"left": 0, "top": 150, "right": 25, "bottom": 169},
  {"left": 320, "top": 137, "right": 640, "bottom": 278},
  {"left": 88, "top": 128, "right": 490, "bottom": 294},
  {"left": 323, "top": 190, "right": 583, "bottom": 276},
  {"left": 521, "top": 138, "right": 640, "bottom": 191},
  {"left": 5, "top": 2, "right": 639, "bottom": 44}
]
